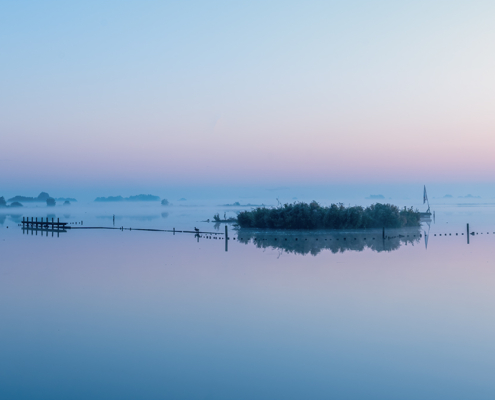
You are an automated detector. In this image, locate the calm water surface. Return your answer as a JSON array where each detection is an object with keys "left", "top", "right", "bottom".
[{"left": 1, "top": 203, "right": 495, "bottom": 399}]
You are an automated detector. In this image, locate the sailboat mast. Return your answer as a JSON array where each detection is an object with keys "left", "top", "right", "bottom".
[{"left": 424, "top": 185, "right": 430, "bottom": 213}]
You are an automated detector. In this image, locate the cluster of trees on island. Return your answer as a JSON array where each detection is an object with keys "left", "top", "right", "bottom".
[
  {"left": 0, "top": 192, "right": 71, "bottom": 208},
  {"left": 94, "top": 195, "right": 172, "bottom": 205},
  {"left": 8, "top": 192, "right": 76, "bottom": 203},
  {"left": 236, "top": 202, "right": 421, "bottom": 229},
  {"left": 95, "top": 194, "right": 161, "bottom": 202}
]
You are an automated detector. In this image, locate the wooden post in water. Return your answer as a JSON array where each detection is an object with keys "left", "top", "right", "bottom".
[
  {"left": 173, "top": 227, "right": 175, "bottom": 235},
  {"left": 382, "top": 227, "right": 385, "bottom": 240},
  {"left": 225, "top": 225, "right": 228, "bottom": 252},
  {"left": 467, "top": 223, "right": 470, "bottom": 245}
]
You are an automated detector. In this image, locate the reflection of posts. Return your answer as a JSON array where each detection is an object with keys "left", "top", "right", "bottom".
[{"left": 225, "top": 225, "right": 228, "bottom": 252}]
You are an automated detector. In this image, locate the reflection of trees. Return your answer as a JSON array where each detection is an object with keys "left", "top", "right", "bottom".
[
  {"left": 9, "top": 214, "right": 23, "bottom": 223},
  {"left": 0, "top": 214, "right": 23, "bottom": 224},
  {"left": 236, "top": 227, "right": 421, "bottom": 256}
]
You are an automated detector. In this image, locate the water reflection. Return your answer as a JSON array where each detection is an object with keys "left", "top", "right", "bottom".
[
  {"left": 96, "top": 215, "right": 160, "bottom": 222},
  {"left": 237, "top": 227, "right": 422, "bottom": 255},
  {"left": 22, "top": 227, "right": 67, "bottom": 237},
  {"left": 0, "top": 214, "right": 23, "bottom": 225}
]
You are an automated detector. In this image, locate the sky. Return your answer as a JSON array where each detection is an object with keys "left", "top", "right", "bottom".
[{"left": 1, "top": 1, "right": 495, "bottom": 200}]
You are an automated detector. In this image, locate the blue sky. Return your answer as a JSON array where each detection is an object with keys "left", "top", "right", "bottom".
[{"left": 1, "top": 1, "right": 495, "bottom": 199}]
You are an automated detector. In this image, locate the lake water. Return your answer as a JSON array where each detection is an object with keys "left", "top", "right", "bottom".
[{"left": 2, "top": 202, "right": 495, "bottom": 399}]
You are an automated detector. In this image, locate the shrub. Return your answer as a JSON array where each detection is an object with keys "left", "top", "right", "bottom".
[{"left": 237, "top": 202, "right": 420, "bottom": 229}]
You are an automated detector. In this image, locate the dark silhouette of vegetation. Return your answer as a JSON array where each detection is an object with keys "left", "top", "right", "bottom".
[
  {"left": 10, "top": 202, "right": 23, "bottom": 207},
  {"left": 161, "top": 199, "right": 169, "bottom": 206},
  {"left": 127, "top": 194, "right": 160, "bottom": 201},
  {"left": 0, "top": 196, "right": 6, "bottom": 207},
  {"left": 46, "top": 198, "right": 56, "bottom": 207},
  {"left": 63, "top": 200, "right": 71, "bottom": 206},
  {"left": 6, "top": 192, "right": 77, "bottom": 203},
  {"left": 213, "top": 213, "right": 238, "bottom": 223},
  {"left": 8, "top": 192, "right": 50, "bottom": 202},
  {"left": 57, "top": 197, "right": 77, "bottom": 202},
  {"left": 237, "top": 202, "right": 420, "bottom": 229},
  {"left": 95, "top": 194, "right": 160, "bottom": 202},
  {"left": 237, "top": 228, "right": 421, "bottom": 256},
  {"left": 95, "top": 195, "right": 125, "bottom": 202},
  {"left": 222, "top": 201, "right": 265, "bottom": 207}
]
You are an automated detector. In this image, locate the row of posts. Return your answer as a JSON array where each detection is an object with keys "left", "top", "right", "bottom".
[{"left": 22, "top": 216, "right": 61, "bottom": 228}]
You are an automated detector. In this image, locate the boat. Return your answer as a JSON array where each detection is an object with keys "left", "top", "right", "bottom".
[{"left": 419, "top": 185, "right": 432, "bottom": 218}]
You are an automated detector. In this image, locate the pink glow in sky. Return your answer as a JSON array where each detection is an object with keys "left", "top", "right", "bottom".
[{"left": 1, "top": 1, "right": 495, "bottom": 192}]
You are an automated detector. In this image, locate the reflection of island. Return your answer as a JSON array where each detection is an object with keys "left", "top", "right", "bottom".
[
  {"left": 95, "top": 194, "right": 160, "bottom": 202},
  {"left": 0, "top": 214, "right": 23, "bottom": 225},
  {"left": 237, "top": 227, "right": 421, "bottom": 255}
]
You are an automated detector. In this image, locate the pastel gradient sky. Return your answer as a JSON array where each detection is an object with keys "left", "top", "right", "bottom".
[{"left": 1, "top": 1, "right": 495, "bottom": 199}]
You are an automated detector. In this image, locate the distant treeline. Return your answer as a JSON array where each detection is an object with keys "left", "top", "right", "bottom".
[
  {"left": 237, "top": 202, "right": 420, "bottom": 229},
  {"left": 7, "top": 192, "right": 76, "bottom": 203},
  {"left": 95, "top": 194, "right": 160, "bottom": 202}
]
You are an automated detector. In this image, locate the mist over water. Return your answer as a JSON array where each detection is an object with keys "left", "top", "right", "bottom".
[
  {"left": 3, "top": 0, "right": 495, "bottom": 397},
  {"left": 2, "top": 199, "right": 495, "bottom": 399}
]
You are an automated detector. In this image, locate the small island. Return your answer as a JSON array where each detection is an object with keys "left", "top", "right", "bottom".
[
  {"left": 236, "top": 202, "right": 420, "bottom": 229},
  {"left": 95, "top": 194, "right": 160, "bottom": 202},
  {"left": 221, "top": 202, "right": 265, "bottom": 207},
  {"left": 213, "top": 213, "right": 237, "bottom": 223},
  {"left": 7, "top": 192, "right": 76, "bottom": 203},
  {"left": 1, "top": 196, "right": 23, "bottom": 208}
]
